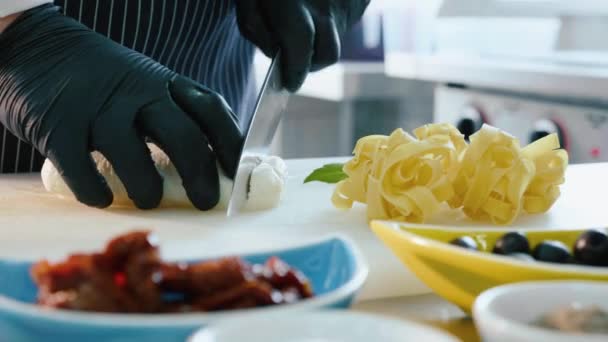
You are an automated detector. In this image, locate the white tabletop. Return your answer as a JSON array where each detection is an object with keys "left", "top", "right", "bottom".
[{"left": 2, "top": 158, "right": 607, "bottom": 342}]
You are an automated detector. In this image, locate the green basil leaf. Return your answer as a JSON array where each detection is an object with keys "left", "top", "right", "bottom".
[{"left": 304, "top": 163, "right": 347, "bottom": 184}]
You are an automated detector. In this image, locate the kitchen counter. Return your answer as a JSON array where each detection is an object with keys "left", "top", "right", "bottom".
[
  {"left": 254, "top": 51, "right": 403, "bottom": 102},
  {"left": 1, "top": 157, "right": 608, "bottom": 341},
  {"left": 0, "top": 158, "right": 431, "bottom": 302},
  {"left": 386, "top": 52, "right": 608, "bottom": 100},
  {"left": 296, "top": 62, "right": 406, "bottom": 101}
]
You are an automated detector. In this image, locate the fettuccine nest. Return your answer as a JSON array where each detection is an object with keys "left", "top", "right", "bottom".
[{"left": 332, "top": 123, "right": 568, "bottom": 225}]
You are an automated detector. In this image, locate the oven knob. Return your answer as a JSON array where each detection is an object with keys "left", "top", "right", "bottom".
[
  {"left": 529, "top": 119, "right": 566, "bottom": 148},
  {"left": 456, "top": 106, "right": 485, "bottom": 140}
]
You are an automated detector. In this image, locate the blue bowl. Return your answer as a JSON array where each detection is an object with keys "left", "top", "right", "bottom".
[{"left": 0, "top": 235, "right": 368, "bottom": 342}]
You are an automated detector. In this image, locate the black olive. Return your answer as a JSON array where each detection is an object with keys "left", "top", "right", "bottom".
[
  {"left": 507, "top": 253, "right": 535, "bottom": 262},
  {"left": 493, "top": 232, "right": 530, "bottom": 255},
  {"left": 449, "top": 236, "right": 478, "bottom": 251},
  {"left": 533, "top": 240, "right": 571, "bottom": 264},
  {"left": 573, "top": 230, "right": 608, "bottom": 266}
]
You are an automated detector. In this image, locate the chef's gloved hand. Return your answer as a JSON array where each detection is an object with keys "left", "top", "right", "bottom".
[
  {"left": 235, "top": 0, "right": 370, "bottom": 92},
  {"left": 0, "top": 5, "right": 243, "bottom": 210}
]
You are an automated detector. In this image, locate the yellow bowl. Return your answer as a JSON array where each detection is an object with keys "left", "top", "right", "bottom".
[{"left": 370, "top": 221, "right": 608, "bottom": 313}]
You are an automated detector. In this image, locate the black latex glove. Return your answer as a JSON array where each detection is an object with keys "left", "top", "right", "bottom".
[
  {"left": 236, "top": 0, "right": 370, "bottom": 92},
  {"left": 0, "top": 5, "right": 243, "bottom": 210}
]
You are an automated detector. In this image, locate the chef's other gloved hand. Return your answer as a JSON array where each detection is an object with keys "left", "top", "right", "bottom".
[
  {"left": 236, "top": 0, "right": 370, "bottom": 92},
  {"left": 0, "top": 5, "right": 243, "bottom": 210}
]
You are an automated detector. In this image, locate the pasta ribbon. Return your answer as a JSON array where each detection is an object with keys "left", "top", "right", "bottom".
[
  {"left": 522, "top": 134, "right": 569, "bottom": 214},
  {"left": 450, "top": 125, "right": 536, "bottom": 224},
  {"left": 332, "top": 134, "right": 390, "bottom": 209},
  {"left": 332, "top": 124, "right": 465, "bottom": 222},
  {"left": 332, "top": 123, "right": 569, "bottom": 225}
]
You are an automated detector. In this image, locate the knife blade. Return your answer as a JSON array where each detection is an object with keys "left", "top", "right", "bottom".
[{"left": 226, "top": 53, "right": 289, "bottom": 216}]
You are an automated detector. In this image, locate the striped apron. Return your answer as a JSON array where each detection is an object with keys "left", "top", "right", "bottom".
[{"left": 0, "top": 0, "right": 255, "bottom": 173}]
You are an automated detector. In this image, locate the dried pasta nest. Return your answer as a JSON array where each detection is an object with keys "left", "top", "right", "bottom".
[{"left": 332, "top": 123, "right": 568, "bottom": 225}]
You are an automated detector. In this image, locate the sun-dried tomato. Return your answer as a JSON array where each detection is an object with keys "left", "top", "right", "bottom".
[{"left": 31, "top": 231, "right": 314, "bottom": 313}]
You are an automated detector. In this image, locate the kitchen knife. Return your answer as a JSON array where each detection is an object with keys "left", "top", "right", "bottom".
[{"left": 226, "top": 53, "right": 289, "bottom": 216}]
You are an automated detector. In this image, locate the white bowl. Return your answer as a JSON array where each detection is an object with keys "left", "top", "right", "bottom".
[
  {"left": 474, "top": 281, "right": 608, "bottom": 342},
  {"left": 189, "top": 310, "right": 459, "bottom": 342}
]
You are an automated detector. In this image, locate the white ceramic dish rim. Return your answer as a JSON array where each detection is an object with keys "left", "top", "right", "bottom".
[
  {"left": 188, "top": 310, "right": 460, "bottom": 342},
  {"left": 375, "top": 220, "right": 608, "bottom": 276},
  {"left": 0, "top": 234, "right": 369, "bottom": 328},
  {"left": 473, "top": 281, "right": 608, "bottom": 341}
]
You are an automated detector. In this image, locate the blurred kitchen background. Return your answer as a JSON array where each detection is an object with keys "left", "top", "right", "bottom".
[{"left": 264, "top": 0, "right": 608, "bottom": 164}]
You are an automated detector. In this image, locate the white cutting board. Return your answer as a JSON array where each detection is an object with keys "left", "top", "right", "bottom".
[{"left": 0, "top": 158, "right": 607, "bottom": 301}]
